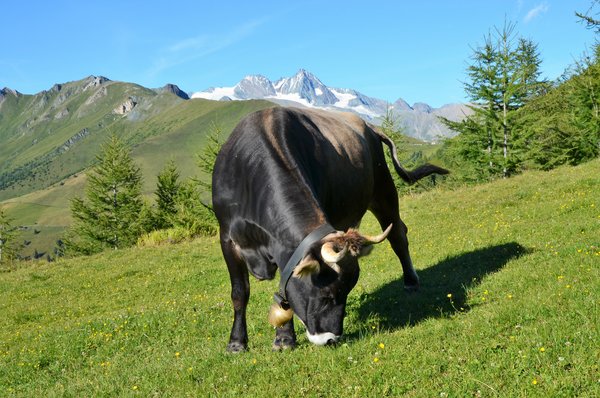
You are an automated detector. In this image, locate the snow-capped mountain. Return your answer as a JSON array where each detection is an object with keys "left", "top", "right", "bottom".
[{"left": 192, "top": 69, "right": 470, "bottom": 142}]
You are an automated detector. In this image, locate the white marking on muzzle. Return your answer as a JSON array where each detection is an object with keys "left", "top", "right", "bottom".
[{"left": 306, "top": 332, "right": 340, "bottom": 346}]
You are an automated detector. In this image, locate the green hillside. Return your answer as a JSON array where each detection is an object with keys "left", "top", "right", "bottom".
[
  {"left": 0, "top": 79, "right": 275, "bottom": 257},
  {"left": 1, "top": 159, "right": 597, "bottom": 396},
  {"left": 0, "top": 78, "right": 171, "bottom": 199},
  {"left": 0, "top": 77, "right": 275, "bottom": 202}
]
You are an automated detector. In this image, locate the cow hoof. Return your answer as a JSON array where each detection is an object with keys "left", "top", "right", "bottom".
[
  {"left": 403, "top": 283, "right": 420, "bottom": 293},
  {"left": 272, "top": 336, "right": 296, "bottom": 351},
  {"left": 226, "top": 341, "right": 248, "bottom": 353}
]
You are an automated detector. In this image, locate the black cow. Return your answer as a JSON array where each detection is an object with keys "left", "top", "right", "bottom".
[{"left": 212, "top": 107, "right": 448, "bottom": 352}]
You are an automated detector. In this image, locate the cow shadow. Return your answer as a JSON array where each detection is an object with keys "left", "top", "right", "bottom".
[{"left": 350, "top": 242, "right": 529, "bottom": 334}]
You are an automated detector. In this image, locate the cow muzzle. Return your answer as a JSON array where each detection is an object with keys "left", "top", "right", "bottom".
[{"left": 306, "top": 331, "right": 341, "bottom": 346}]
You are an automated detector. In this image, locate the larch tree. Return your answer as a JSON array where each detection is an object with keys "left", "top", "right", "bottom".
[{"left": 441, "top": 21, "right": 544, "bottom": 179}]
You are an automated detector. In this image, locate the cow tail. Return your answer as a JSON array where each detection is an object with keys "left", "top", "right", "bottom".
[{"left": 372, "top": 127, "right": 449, "bottom": 185}]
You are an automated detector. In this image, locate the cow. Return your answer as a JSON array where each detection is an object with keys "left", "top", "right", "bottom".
[{"left": 212, "top": 107, "right": 448, "bottom": 352}]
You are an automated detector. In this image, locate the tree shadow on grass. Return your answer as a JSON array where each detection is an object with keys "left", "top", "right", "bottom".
[{"left": 351, "top": 242, "right": 530, "bottom": 334}]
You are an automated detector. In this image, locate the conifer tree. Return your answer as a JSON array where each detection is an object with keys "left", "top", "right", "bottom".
[
  {"left": 64, "top": 134, "right": 145, "bottom": 255},
  {"left": 155, "top": 160, "right": 181, "bottom": 229},
  {"left": 569, "top": 46, "right": 600, "bottom": 163},
  {"left": 441, "top": 21, "right": 544, "bottom": 180},
  {"left": 0, "top": 207, "right": 20, "bottom": 265},
  {"left": 576, "top": 0, "right": 600, "bottom": 33},
  {"left": 197, "top": 121, "right": 223, "bottom": 205}
]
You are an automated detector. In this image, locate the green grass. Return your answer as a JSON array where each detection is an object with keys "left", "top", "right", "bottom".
[{"left": 0, "top": 160, "right": 598, "bottom": 397}]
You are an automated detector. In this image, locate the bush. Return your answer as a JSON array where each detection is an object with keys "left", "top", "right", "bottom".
[{"left": 137, "top": 226, "right": 198, "bottom": 247}]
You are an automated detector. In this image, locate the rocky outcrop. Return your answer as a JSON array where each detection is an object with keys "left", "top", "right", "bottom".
[
  {"left": 54, "top": 108, "right": 70, "bottom": 119},
  {"left": 83, "top": 76, "right": 109, "bottom": 91},
  {"left": 113, "top": 97, "right": 137, "bottom": 115},
  {"left": 58, "top": 128, "right": 90, "bottom": 153},
  {"left": 0, "top": 87, "right": 21, "bottom": 97},
  {"left": 84, "top": 86, "right": 108, "bottom": 105}
]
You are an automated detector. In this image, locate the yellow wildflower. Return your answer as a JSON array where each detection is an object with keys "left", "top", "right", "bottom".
[{"left": 378, "top": 343, "right": 385, "bottom": 349}]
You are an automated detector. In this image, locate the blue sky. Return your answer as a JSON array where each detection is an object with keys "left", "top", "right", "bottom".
[{"left": 1, "top": 1, "right": 597, "bottom": 107}]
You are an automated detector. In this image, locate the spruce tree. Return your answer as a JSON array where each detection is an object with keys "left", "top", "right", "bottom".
[
  {"left": 0, "top": 207, "right": 20, "bottom": 265},
  {"left": 441, "top": 21, "right": 544, "bottom": 180},
  {"left": 155, "top": 160, "right": 181, "bottom": 229},
  {"left": 569, "top": 46, "right": 600, "bottom": 163},
  {"left": 197, "top": 121, "right": 223, "bottom": 205},
  {"left": 64, "top": 134, "right": 145, "bottom": 255}
]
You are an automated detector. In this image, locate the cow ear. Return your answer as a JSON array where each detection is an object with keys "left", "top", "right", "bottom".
[{"left": 293, "top": 255, "right": 320, "bottom": 278}]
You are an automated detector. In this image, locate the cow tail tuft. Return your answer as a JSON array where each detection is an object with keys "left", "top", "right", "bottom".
[{"left": 371, "top": 126, "right": 449, "bottom": 185}]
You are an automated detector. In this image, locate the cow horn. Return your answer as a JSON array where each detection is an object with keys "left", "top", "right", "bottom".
[
  {"left": 361, "top": 224, "right": 393, "bottom": 245},
  {"left": 321, "top": 242, "right": 348, "bottom": 264}
]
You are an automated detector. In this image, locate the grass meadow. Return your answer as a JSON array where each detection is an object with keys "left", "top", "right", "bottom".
[{"left": 1, "top": 160, "right": 598, "bottom": 397}]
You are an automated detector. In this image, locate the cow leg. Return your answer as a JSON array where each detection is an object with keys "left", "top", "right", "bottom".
[
  {"left": 369, "top": 178, "right": 420, "bottom": 291},
  {"left": 272, "top": 318, "right": 297, "bottom": 351},
  {"left": 220, "top": 234, "right": 250, "bottom": 352}
]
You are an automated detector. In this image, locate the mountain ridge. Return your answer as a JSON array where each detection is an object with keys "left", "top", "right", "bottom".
[{"left": 192, "top": 69, "right": 471, "bottom": 141}]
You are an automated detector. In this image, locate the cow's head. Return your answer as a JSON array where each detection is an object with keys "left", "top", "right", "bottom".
[{"left": 268, "top": 225, "right": 392, "bottom": 345}]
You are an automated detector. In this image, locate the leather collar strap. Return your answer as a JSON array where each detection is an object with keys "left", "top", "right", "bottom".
[{"left": 274, "top": 223, "right": 336, "bottom": 309}]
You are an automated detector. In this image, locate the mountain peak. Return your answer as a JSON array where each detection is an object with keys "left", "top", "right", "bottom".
[
  {"left": 1, "top": 87, "right": 21, "bottom": 97},
  {"left": 82, "top": 75, "right": 110, "bottom": 91},
  {"left": 412, "top": 102, "right": 433, "bottom": 113},
  {"left": 160, "top": 83, "right": 190, "bottom": 100},
  {"left": 295, "top": 68, "right": 312, "bottom": 77},
  {"left": 275, "top": 69, "right": 337, "bottom": 105},
  {"left": 234, "top": 74, "right": 275, "bottom": 99},
  {"left": 85, "top": 75, "right": 110, "bottom": 85},
  {"left": 393, "top": 98, "right": 412, "bottom": 111},
  {"left": 190, "top": 69, "right": 469, "bottom": 141}
]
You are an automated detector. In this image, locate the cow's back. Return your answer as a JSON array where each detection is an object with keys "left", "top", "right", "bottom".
[{"left": 212, "top": 107, "right": 385, "bottom": 231}]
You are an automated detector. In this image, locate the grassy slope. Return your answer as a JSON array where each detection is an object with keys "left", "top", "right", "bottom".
[
  {"left": 0, "top": 78, "right": 273, "bottom": 202},
  {"left": 1, "top": 158, "right": 598, "bottom": 397},
  {"left": 1, "top": 99, "right": 275, "bottom": 257},
  {"left": 132, "top": 99, "right": 276, "bottom": 195}
]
